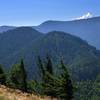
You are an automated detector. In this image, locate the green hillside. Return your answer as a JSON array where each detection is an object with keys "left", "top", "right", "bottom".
[{"left": 0, "top": 28, "right": 99, "bottom": 81}]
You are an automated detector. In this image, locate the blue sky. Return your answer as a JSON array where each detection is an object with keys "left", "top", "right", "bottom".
[{"left": 0, "top": 0, "right": 100, "bottom": 26}]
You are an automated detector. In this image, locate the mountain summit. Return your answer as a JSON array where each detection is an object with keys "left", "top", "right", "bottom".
[
  {"left": 0, "top": 28, "right": 99, "bottom": 80},
  {"left": 34, "top": 17, "right": 100, "bottom": 49}
]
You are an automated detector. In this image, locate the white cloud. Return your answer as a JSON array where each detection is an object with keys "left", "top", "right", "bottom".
[{"left": 75, "top": 12, "right": 93, "bottom": 20}]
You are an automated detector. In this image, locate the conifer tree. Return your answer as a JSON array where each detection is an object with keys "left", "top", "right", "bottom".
[
  {"left": 45, "top": 55, "right": 53, "bottom": 75},
  {"left": 37, "top": 55, "right": 56, "bottom": 97},
  {"left": 57, "top": 59, "right": 74, "bottom": 100},
  {"left": 37, "top": 56, "right": 45, "bottom": 80},
  {"left": 37, "top": 55, "right": 74, "bottom": 99},
  {"left": 9, "top": 59, "right": 27, "bottom": 92},
  {"left": 0, "top": 65, "right": 6, "bottom": 85},
  {"left": 20, "top": 59, "right": 27, "bottom": 92},
  {"left": 42, "top": 55, "right": 58, "bottom": 98},
  {"left": 36, "top": 56, "right": 46, "bottom": 94}
]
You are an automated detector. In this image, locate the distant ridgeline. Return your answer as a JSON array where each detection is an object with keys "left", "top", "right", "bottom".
[
  {"left": 0, "top": 17, "right": 100, "bottom": 49},
  {"left": 0, "top": 27, "right": 100, "bottom": 81},
  {"left": 34, "top": 17, "right": 100, "bottom": 49}
]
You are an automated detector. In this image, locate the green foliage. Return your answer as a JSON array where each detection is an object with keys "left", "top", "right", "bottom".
[
  {"left": 57, "top": 60, "right": 74, "bottom": 100},
  {"left": 0, "top": 55, "right": 99, "bottom": 100},
  {"left": 75, "top": 80, "right": 94, "bottom": 100},
  {"left": 91, "top": 74, "right": 100, "bottom": 100},
  {"left": 45, "top": 55, "right": 53, "bottom": 75},
  {"left": 75, "top": 74, "right": 100, "bottom": 100},
  {"left": 43, "top": 56, "right": 58, "bottom": 97},
  {"left": 42, "top": 72, "right": 58, "bottom": 97},
  {"left": 0, "top": 65, "right": 6, "bottom": 85},
  {"left": 37, "top": 56, "right": 74, "bottom": 100},
  {"left": 8, "top": 59, "right": 27, "bottom": 92},
  {"left": 37, "top": 56, "right": 45, "bottom": 81},
  {"left": 0, "top": 29, "right": 100, "bottom": 81},
  {"left": 27, "top": 80, "right": 36, "bottom": 93},
  {"left": 37, "top": 56, "right": 55, "bottom": 96}
]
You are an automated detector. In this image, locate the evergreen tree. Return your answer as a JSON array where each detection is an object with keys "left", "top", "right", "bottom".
[
  {"left": 42, "top": 72, "right": 57, "bottom": 97},
  {"left": 45, "top": 55, "right": 53, "bottom": 75},
  {"left": 0, "top": 65, "right": 6, "bottom": 85},
  {"left": 9, "top": 59, "right": 27, "bottom": 92},
  {"left": 20, "top": 59, "right": 27, "bottom": 92},
  {"left": 36, "top": 56, "right": 46, "bottom": 94},
  {"left": 37, "top": 55, "right": 74, "bottom": 99},
  {"left": 57, "top": 59, "right": 74, "bottom": 100},
  {"left": 37, "top": 55, "right": 57, "bottom": 97},
  {"left": 37, "top": 56, "right": 45, "bottom": 80}
]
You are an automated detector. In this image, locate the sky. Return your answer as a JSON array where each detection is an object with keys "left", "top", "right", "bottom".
[{"left": 0, "top": 0, "right": 100, "bottom": 26}]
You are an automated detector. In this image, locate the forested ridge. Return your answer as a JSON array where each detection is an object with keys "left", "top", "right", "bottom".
[{"left": 0, "top": 27, "right": 100, "bottom": 100}]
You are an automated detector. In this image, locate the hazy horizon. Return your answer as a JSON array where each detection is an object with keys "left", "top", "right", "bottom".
[{"left": 0, "top": 0, "right": 100, "bottom": 26}]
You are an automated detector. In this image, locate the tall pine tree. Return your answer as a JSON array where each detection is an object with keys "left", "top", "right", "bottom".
[
  {"left": 37, "top": 56, "right": 45, "bottom": 81},
  {"left": 44, "top": 55, "right": 57, "bottom": 98},
  {"left": 0, "top": 65, "right": 6, "bottom": 85},
  {"left": 37, "top": 55, "right": 74, "bottom": 99},
  {"left": 45, "top": 55, "right": 53, "bottom": 75},
  {"left": 9, "top": 59, "right": 27, "bottom": 92},
  {"left": 57, "top": 59, "right": 74, "bottom": 100}
]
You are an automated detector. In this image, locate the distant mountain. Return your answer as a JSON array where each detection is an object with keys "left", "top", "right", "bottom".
[
  {"left": 34, "top": 17, "right": 100, "bottom": 49},
  {"left": 0, "top": 26, "right": 16, "bottom": 33},
  {"left": 0, "top": 27, "right": 43, "bottom": 69},
  {"left": 25, "top": 31, "right": 100, "bottom": 80},
  {"left": 0, "top": 28, "right": 100, "bottom": 80}
]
